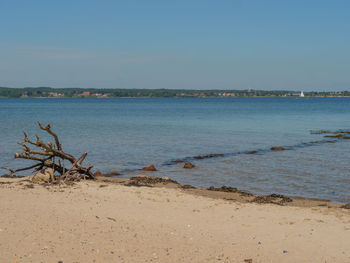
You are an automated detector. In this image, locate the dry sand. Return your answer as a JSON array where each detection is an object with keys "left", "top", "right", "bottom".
[{"left": 0, "top": 177, "right": 349, "bottom": 263}]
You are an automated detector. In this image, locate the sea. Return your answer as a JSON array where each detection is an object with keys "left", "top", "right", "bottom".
[{"left": 1, "top": 97, "right": 350, "bottom": 203}]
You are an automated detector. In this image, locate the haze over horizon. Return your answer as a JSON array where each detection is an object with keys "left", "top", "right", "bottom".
[{"left": 1, "top": 0, "right": 349, "bottom": 91}]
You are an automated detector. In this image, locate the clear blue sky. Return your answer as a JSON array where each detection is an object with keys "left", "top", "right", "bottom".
[{"left": 0, "top": 0, "right": 349, "bottom": 91}]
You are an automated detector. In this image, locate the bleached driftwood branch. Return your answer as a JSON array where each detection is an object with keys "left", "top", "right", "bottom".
[{"left": 1, "top": 122, "right": 94, "bottom": 181}]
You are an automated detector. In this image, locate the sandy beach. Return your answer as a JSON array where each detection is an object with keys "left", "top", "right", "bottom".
[{"left": 0, "top": 176, "right": 349, "bottom": 263}]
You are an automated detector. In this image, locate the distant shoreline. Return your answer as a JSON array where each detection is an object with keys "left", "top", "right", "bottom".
[
  {"left": 1, "top": 87, "right": 350, "bottom": 99},
  {"left": 1, "top": 96, "right": 350, "bottom": 99}
]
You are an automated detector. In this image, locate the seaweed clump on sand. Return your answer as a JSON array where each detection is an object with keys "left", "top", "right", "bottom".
[
  {"left": 207, "top": 185, "right": 253, "bottom": 196},
  {"left": 208, "top": 185, "right": 239, "bottom": 193},
  {"left": 125, "top": 175, "right": 179, "bottom": 187},
  {"left": 182, "top": 184, "right": 196, "bottom": 189},
  {"left": 251, "top": 194, "right": 293, "bottom": 205},
  {"left": 340, "top": 203, "right": 350, "bottom": 209}
]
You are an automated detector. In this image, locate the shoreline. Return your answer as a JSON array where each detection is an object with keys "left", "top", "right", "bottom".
[
  {"left": 2, "top": 172, "right": 349, "bottom": 207},
  {"left": 95, "top": 175, "right": 349, "bottom": 209},
  {"left": 0, "top": 176, "right": 349, "bottom": 262}
]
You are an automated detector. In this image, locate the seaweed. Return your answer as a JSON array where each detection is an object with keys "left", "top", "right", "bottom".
[{"left": 251, "top": 194, "right": 292, "bottom": 205}]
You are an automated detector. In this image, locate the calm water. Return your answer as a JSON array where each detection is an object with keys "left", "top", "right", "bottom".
[{"left": 1, "top": 98, "right": 350, "bottom": 203}]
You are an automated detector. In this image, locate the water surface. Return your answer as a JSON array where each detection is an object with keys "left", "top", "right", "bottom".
[{"left": 1, "top": 97, "right": 349, "bottom": 203}]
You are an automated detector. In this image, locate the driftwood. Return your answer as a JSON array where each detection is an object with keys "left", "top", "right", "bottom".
[{"left": 1, "top": 122, "right": 94, "bottom": 181}]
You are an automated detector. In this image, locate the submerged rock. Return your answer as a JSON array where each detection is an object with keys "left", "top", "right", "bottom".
[
  {"left": 32, "top": 168, "right": 55, "bottom": 183},
  {"left": 310, "top": 130, "right": 332, "bottom": 134},
  {"left": 142, "top": 164, "right": 157, "bottom": 171},
  {"left": 324, "top": 134, "right": 350, "bottom": 139},
  {"left": 93, "top": 171, "right": 103, "bottom": 177},
  {"left": 104, "top": 171, "right": 121, "bottom": 177},
  {"left": 183, "top": 162, "right": 195, "bottom": 169},
  {"left": 324, "top": 134, "right": 344, "bottom": 138},
  {"left": 311, "top": 129, "right": 350, "bottom": 140},
  {"left": 247, "top": 151, "right": 257, "bottom": 154},
  {"left": 270, "top": 146, "right": 285, "bottom": 151},
  {"left": 194, "top": 153, "right": 224, "bottom": 159},
  {"left": 94, "top": 170, "right": 120, "bottom": 177}
]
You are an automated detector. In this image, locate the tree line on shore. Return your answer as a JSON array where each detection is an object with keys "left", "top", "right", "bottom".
[{"left": 0, "top": 86, "right": 349, "bottom": 98}]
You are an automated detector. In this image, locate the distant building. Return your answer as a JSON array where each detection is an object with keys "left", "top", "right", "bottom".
[
  {"left": 48, "top": 92, "right": 58, "bottom": 97},
  {"left": 77, "top": 91, "right": 91, "bottom": 97},
  {"left": 219, "top": 92, "right": 234, "bottom": 97}
]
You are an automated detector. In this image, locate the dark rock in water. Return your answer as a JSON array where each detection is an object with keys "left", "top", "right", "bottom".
[
  {"left": 270, "top": 146, "right": 285, "bottom": 151},
  {"left": 324, "top": 134, "right": 344, "bottom": 138},
  {"left": 324, "top": 134, "right": 350, "bottom": 139},
  {"left": 247, "top": 151, "right": 257, "bottom": 154},
  {"left": 310, "top": 130, "right": 332, "bottom": 134},
  {"left": 104, "top": 171, "right": 121, "bottom": 177},
  {"left": 142, "top": 164, "right": 157, "bottom": 171},
  {"left": 172, "top": 160, "right": 184, "bottom": 163},
  {"left": 94, "top": 171, "right": 120, "bottom": 177},
  {"left": 194, "top": 153, "right": 225, "bottom": 159},
  {"left": 183, "top": 162, "right": 195, "bottom": 169},
  {"left": 310, "top": 129, "right": 350, "bottom": 139},
  {"left": 93, "top": 171, "right": 103, "bottom": 177},
  {"left": 341, "top": 203, "right": 350, "bottom": 209},
  {"left": 310, "top": 140, "right": 323, "bottom": 144}
]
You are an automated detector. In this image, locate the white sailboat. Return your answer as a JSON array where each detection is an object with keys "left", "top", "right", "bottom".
[{"left": 300, "top": 91, "right": 305, "bottom": 97}]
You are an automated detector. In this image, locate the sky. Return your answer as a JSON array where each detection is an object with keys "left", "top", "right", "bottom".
[{"left": 0, "top": 0, "right": 349, "bottom": 91}]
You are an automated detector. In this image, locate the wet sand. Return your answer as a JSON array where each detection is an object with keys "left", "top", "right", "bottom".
[{"left": 0, "top": 176, "right": 349, "bottom": 263}]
